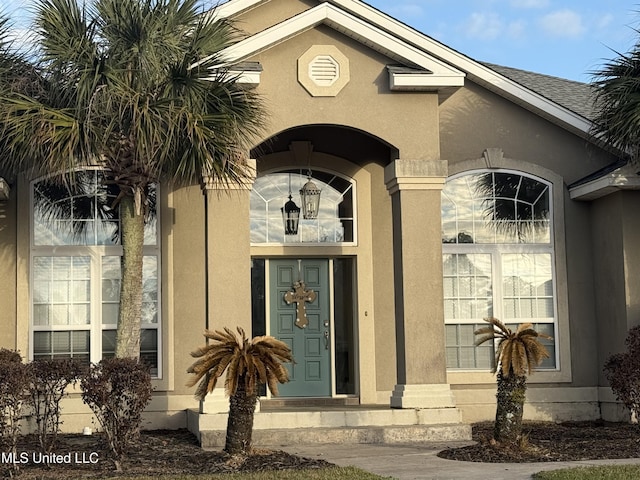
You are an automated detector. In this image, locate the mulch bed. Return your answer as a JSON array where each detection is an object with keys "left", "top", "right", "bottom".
[
  {"left": 438, "top": 420, "right": 640, "bottom": 463},
  {"left": 4, "top": 421, "right": 640, "bottom": 477},
  {"left": 3, "top": 429, "right": 333, "bottom": 479}
]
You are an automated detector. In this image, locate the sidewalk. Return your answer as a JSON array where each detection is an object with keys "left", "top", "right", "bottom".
[{"left": 280, "top": 442, "right": 640, "bottom": 479}]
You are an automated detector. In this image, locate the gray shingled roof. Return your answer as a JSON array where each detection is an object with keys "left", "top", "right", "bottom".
[{"left": 482, "top": 63, "right": 596, "bottom": 121}]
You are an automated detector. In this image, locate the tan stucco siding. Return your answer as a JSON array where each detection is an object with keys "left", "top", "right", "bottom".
[
  {"left": 366, "top": 162, "right": 396, "bottom": 392},
  {"left": 0, "top": 192, "right": 17, "bottom": 350},
  {"left": 440, "top": 82, "right": 614, "bottom": 182},
  {"left": 562, "top": 192, "right": 599, "bottom": 387},
  {"left": 591, "top": 191, "right": 640, "bottom": 385},
  {"left": 169, "top": 185, "right": 207, "bottom": 395},
  {"left": 231, "top": 0, "right": 316, "bottom": 36},
  {"left": 249, "top": 25, "right": 440, "bottom": 161},
  {"left": 591, "top": 193, "right": 627, "bottom": 384}
]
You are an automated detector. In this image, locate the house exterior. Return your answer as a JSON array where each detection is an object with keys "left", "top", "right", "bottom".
[{"left": 0, "top": 0, "right": 637, "bottom": 436}]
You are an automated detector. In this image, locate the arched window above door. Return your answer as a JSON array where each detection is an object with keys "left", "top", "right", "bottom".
[{"left": 250, "top": 170, "right": 355, "bottom": 244}]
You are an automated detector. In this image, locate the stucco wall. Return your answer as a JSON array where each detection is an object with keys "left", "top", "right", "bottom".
[
  {"left": 230, "top": 0, "right": 316, "bottom": 36},
  {"left": 440, "top": 81, "right": 615, "bottom": 182},
  {"left": 591, "top": 191, "right": 640, "bottom": 386},
  {"left": 247, "top": 24, "right": 440, "bottom": 161},
  {"left": 169, "top": 185, "right": 207, "bottom": 395},
  {"left": 0, "top": 191, "right": 17, "bottom": 351}
]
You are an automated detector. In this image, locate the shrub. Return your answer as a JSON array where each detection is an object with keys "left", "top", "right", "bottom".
[
  {"left": 80, "top": 358, "right": 153, "bottom": 469},
  {"left": 0, "top": 349, "right": 30, "bottom": 476},
  {"left": 604, "top": 326, "right": 640, "bottom": 422},
  {"left": 28, "top": 358, "right": 84, "bottom": 454}
]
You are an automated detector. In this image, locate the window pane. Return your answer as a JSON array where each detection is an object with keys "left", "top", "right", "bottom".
[
  {"left": 250, "top": 171, "right": 354, "bottom": 244},
  {"left": 441, "top": 171, "right": 550, "bottom": 245},
  {"left": 502, "top": 254, "right": 553, "bottom": 322},
  {"left": 33, "top": 171, "right": 157, "bottom": 247},
  {"left": 445, "top": 324, "right": 494, "bottom": 369},
  {"left": 443, "top": 254, "right": 492, "bottom": 321}
]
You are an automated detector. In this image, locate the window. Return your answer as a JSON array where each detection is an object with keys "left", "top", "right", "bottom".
[
  {"left": 250, "top": 170, "right": 354, "bottom": 244},
  {"left": 441, "top": 170, "right": 556, "bottom": 370},
  {"left": 31, "top": 170, "right": 160, "bottom": 376}
]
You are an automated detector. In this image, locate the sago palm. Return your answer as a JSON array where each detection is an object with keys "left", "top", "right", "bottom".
[
  {"left": 475, "top": 317, "right": 551, "bottom": 445},
  {"left": 0, "top": 0, "right": 264, "bottom": 359},
  {"left": 187, "top": 327, "right": 293, "bottom": 455}
]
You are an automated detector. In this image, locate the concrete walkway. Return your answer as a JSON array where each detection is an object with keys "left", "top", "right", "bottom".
[{"left": 280, "top": 442, "right": 640, "bottom": 479}]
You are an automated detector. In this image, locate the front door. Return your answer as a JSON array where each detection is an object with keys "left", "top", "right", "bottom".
[{"left": 270, "top": 259, "right": 331, "bottom": 397}]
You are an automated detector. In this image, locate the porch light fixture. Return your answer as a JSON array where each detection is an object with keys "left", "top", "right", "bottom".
[
  {"left": 299, "top": 171, "right": 321, "bottom": 219},
  {"left": 282, "top": 174, "right": 301, "bottom": 235}
]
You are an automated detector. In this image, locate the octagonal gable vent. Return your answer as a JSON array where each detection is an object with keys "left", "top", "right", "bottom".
[{"left": 309, "top": 55, "right": 339, "bottom": 86}]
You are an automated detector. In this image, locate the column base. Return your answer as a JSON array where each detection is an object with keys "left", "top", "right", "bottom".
[{"left": 390, "top": 383, "right": 457, "bottom": 409}]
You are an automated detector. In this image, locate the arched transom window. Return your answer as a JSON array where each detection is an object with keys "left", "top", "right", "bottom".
[
  {"left": 250, "top": 170, "right": 355, "bottom": 244},
  {"left": 441, "top": 170, "right": 556, "bottom": 370}
]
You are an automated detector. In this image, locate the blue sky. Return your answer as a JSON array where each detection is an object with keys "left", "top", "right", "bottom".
[
  {"left": 2, "top": 0, "right": 639, "bottom": 83},
  {"left": 367, "top": 0, "right": 640, "bottom": 82}
]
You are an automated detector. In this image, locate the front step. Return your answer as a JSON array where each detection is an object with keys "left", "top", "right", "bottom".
[
  {"left": 200, "top": 424, "right": 472, "bottom": 447},
  {"left": 187, "top": 406, "right": 472, "bottom": 448}
]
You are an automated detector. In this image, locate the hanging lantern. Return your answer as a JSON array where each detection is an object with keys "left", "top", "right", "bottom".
[
  {"left": 299, "top": 176, "right": 321, "bottom": 219},
  {"left": 281, "top": 194, "right": 300, "bottom": 235}
]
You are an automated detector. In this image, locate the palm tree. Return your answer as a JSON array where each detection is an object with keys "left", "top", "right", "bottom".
[
  {"left": 590, "top": 40, "right": 640, "bottom": 163},
  {"left": 187, "top": 327, "right": 293, "bottom": 455},
  {"left": 475, "top": 317, "right": 551, "bottom": 445},
  {"left": 0, "top": 0, "right": 264, "bottom": 359}
]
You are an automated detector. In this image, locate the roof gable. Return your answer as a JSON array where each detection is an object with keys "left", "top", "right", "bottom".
[
  {"left": 216, "top": 0, "right": 593, "bottom": 137},
  {"left": 217, "top": 2, "right": 465, "bottom": 90}
]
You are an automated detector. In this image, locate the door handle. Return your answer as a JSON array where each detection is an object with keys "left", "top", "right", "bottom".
[{"left": 324, "top": 330, "right": 329, "bottom": 350}]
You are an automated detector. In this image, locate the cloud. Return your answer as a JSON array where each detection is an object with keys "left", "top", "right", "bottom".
[
  {"left": 460, "top": 12, "right": 526, "bottom": 42},
  {"left": 538, "top": 9, "right": 585, "bottom": 38},
  {"left": 463, "top": 12, "right": 503, "bottom": 40},
  {"left": 510, "top": 0, "right": 549, "bottom": 8}
]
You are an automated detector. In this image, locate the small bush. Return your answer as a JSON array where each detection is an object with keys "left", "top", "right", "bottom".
[
  {"left": 604, "top": 325, "right": 640, "bottom": 422},
  {"left": 0, "top": 349, "right": 30, "bottom": 477},
  {"left": 28, "top": 358, "right": 84, "bottom": 454},
  {"left": 81, "top": 358, "right": 153, "bottom": 469}
]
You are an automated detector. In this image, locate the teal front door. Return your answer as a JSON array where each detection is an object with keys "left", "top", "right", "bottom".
[{"left": 270, "top": 259, "right": 331, "bottom": 397}]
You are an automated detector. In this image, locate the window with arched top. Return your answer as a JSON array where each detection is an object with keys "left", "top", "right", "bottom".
[
  {"left": 441, "top": 170, "right": 556, "bottom": 370},
  {"left": 30, "top": 169, "right": 160, "bottom": 376},
  {"left": 250, "top": 170, "right": 355, "bottom": 245}
]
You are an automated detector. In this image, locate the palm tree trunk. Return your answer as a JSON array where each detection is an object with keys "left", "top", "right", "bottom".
[
  {"left": 224, "top": 376, "right": 257, "bottom": 455},
  {"left": 494, "top": 371, "right": 527, "bottom": 444},
  {"left": 115, "top": 194, "right": 145, "bottom": 359}
]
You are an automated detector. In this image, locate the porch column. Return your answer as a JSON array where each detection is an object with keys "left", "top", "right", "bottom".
[
  {"left": 385, "top": 159, "right": 456, "bottom": 409},
  {"left": 200, "top": 159, "right": 256, "bottom": 414}
]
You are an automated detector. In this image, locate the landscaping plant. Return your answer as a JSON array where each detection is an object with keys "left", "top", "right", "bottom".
[
  {"left": 475, "top": 317, "right": 551, "bottom": 445},
  {"left": 187, "top": 327, "right": 293, "bottom": 455},
  {"left": 0, "top": 0, "right": 264, "bottom": 360},
  {"left": 0, "top": 349, "right": 30, "bottom": 477},
  {"left": 27, "top": 358, "right": 83, "bottom": 454},
  {"left": 603, "top": 325, "right": 640, "bottom": 423},
  {"left": 80, "top": 358, "right": 153, "bottom": 470}
]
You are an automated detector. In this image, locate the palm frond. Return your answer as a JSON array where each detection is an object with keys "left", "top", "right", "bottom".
[
  {"left": 476, "top": 317, "right": 550, "bottom": 378},
  {"left": 187, "top": 327, "right": 293, "bottom": 399}
]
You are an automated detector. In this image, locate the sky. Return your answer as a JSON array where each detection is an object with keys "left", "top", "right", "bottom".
[
  {"left": 366, "top": 0, "right": 640, "bottom": 83},
  {"left": 1, "top": 0, "right": 639, "bottom": 83}
]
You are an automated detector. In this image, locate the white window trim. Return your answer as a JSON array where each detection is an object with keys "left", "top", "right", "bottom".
[{"left": 443, "top": 162, "right": 571, "bottom": 385}]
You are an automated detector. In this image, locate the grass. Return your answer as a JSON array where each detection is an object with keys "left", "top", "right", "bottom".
[
  {"left": 533, "top": 465, "right": 640, "bottom": 480},
  {"left": 69, "top": 467, "right": 390, "bottom": 480}
]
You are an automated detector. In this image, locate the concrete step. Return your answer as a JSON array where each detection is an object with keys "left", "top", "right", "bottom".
[{"left": 200, "top": 424, "right": 472, "bottom": 447}]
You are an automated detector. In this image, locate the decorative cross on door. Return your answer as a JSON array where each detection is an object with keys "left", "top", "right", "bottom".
[{"left": 284, "top": 280, "right": 317, "bottom": 329}]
